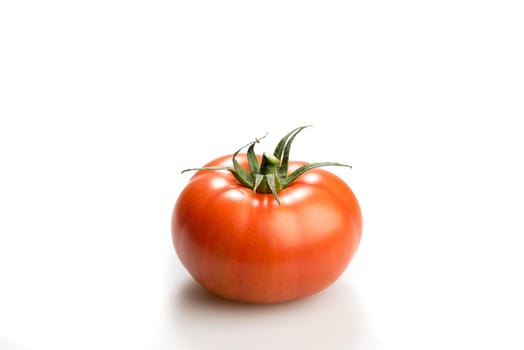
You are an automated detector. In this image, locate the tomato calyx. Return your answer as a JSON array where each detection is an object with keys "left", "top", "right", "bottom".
[{"left": 182, "top": 126, "right": 351, "bottom": 204}]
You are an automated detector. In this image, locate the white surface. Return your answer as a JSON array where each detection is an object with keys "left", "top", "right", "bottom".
[{"left": 1, "top": 1, "right": 524, "bottom": 349}]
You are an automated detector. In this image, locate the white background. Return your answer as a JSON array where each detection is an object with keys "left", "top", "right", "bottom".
[{"left": 1, "top": 1, "right": 523, "bottom": 349}]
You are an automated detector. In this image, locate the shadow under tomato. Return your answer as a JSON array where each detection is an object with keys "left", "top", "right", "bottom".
[{"left": 165, "top": 277, "right": 377, "bottom": 350}]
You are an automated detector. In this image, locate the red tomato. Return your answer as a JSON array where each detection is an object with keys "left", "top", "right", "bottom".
[
  {"left": 172, "top": 155, "right": 362, "bottom": 303},
  {"left": 172, "top": 149, "right": 362, "bottom": 303}
]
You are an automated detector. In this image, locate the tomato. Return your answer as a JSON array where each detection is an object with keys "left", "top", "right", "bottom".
[{"left": 171, "top": 127, "right": 362, "bottom": 303}]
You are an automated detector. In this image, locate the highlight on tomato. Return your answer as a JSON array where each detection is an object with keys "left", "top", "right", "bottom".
[{"left": 171, "top": 126, "right": 362, "bottom": 303}]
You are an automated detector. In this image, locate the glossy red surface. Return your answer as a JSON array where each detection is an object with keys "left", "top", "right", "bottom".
[{"left": 172, "top": 154, "right": 362, "bottom": 303}]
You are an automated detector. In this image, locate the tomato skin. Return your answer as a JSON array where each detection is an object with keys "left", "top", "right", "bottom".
[{"left": 172, "top": 154, "right": 362, "bottom": 303}]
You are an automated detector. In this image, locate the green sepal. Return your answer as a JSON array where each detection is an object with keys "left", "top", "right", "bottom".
[
  {"left": 264, "top": 174, "right": 281, "bottom": 205},
  {"left": 253, "top": 174, "right": 264, "bottom": 195},
  {"left": 232, "top": 141, "right": 255, "bottom": 186},
  {"left": 273, "top": 126, "right": 310, "bottom": 160},
  {"left": 281, "top": 162, "right": 351, "bottom": 188},
  {"left": 181, "top": 165, "right": 253, "bottom": 188},
  {"left": 278, "top": 125, "right": 311, "bottom": 177},
  {"left": 247, "top": 142, "right": 260, "bottom": 174},
  {"left": 181, "top": 166, "right": 232, "bottom": 174}
]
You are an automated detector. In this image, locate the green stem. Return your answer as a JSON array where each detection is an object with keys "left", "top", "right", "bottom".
[
  {"left": 259, "top": 152, "right": 280, "bottom": 175},
  {"left": 254, "top": 152, "right": 282, "bottom": 194}
]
